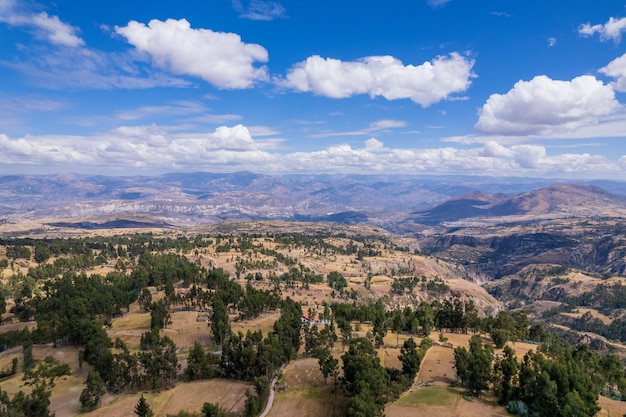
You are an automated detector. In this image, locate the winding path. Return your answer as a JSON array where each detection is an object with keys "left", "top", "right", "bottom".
[{"left": 259, "top": 364, "right": 287, "bottom": 417}]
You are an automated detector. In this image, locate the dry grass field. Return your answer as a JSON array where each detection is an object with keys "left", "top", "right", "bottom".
[
  {"left": 162, "top": 310, "right": 212, "bottom": 353},
  {"left": 0, "top": 344, "right": 87, "bottom": 417},
  {"left": 83, "top": 379, "right": 252, "bottom": 417},
  {"left": 561, "top": 307, "right": 614, "bottom": 325},
  {"left": 267, "top": 357, "right": 341, "bottom": 417},
  {"left": 231, "top": 312, "right": 281, "bottom": 337},
  {"left": 387, "top": 333, "right": 510, "bottom": 417},
  {"left": 598, "top": 395, "right": 626, "bottom": 417}
]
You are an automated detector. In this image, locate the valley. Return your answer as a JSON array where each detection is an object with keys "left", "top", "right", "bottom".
[{"left": 2, "top": 174, "right": 626, "bottom": 416}]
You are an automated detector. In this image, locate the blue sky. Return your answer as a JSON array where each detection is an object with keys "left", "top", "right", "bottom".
[{"left": 2, "top": 0, "right": 626, "bottom": 179}]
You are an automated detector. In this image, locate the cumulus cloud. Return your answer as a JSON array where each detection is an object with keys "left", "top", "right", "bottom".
[
  {"left": 0, "top": 0, "right": 83, "bottom": 47},
  {"left": 600, "top": 53, "right": 626, "bottom": 92},
  {"left": 278, "top": 52, "right": 475, "bottom": 107},
  {"left": 579, "top": 17, "right": 626, "bottom": 43},
  {"left": 115, "top": 18, "right": 269, "bottom": 89},
  {"left": 475, "top": 75, "right": 620, "bottom": 135},
  {"left": 231, "top": 0, "right": 286, "bottom": 21},
  {"left": 0, "top": 126, "right": 623, "bottom": 179}
]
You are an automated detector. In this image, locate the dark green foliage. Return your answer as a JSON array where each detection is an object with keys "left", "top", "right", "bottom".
[
  {"left": 237, "top": 282, "right": 281, "bottom": 320},
  {"left": 0, "top": 357, "right": 18, "bottom": 380},
  {"left": 138, "top": 288, "right": 152, "bottom": 311},
  {"left": 454, "top": 335, "right": 493, "bottom": 397},
  {"left": 149, "top": 300, "right": 171, "bottom": 330},
  {"left": 138, "top": 332, "right": 179, "bottom": 390},
  {"left": 513, "top": 347, "right": 599, "bottom": 417},
  {"left": 272, "top": 298, "right": 302, "bottom": 360},
  {"left": 22, "top": 343, "right": 33, "bottom": 372},
  {"left": 327, "top": 271, "right": 347, "bottom": 291},
  {"left": 33, "top": 245, "right": 51, "bottom": 264},
  {"left": 341, "top": 338, "right": 394, "bottom": 417},
  {"left": 31, "top": 271, "right": 141, "bottom": 347},
  {"left": 211, "top": 295, "right": 230, "bottom": 346},
  {"left": 80, "top": 368, "right": 105, "bottom": 412},
  {"left": 0, "top": 384, "right": 54, "bottom": 417},
  {"left": 390, "top": 276, "right": 419, "bottom": 295},
  {"left": 183, "top": 341, "right": 215, "bottom": 381},
  {"left": 201, "top": 402, "right": 227, "bottom": 417},
  {"left": 398, "top": 338, "right": 421, "bottom": 379},
  {"left": 0, "top": 289, "right": 6, "bottom": 324},
  {"left": 23, "top": 357, "right": 71, "bottom": 388},
  {"left": 493, "top": 345, "right": 518, "bottom": 405},
  {"left": 135, "top": 252, "right": 204, "bottom": 287},
  {"left": 574, "top": 281, "right": 626, "bottom": 315},
  {"left": 570, "top": 311, "right": 626, "bottom": 343},
  {"left": 313, "top": 345, "right": 339, "bottom": 384},
  {"left": 243, "top": 390, "right": 261, "bottom": 417},
  {"left": 6, "top": 245, "right": 31, "bottom": 260},
  {"left": 134, "top": 395, "right": 154, "bottom": 417}
]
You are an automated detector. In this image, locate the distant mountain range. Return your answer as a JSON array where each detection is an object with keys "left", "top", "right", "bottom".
[
  {"left": 1, "top": 172, "right": 626, "bottom": 229},
  {"left": 411, "top": 184, "right": 626, "bottom": 226}
]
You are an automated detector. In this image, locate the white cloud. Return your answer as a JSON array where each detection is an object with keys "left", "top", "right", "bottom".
[
  {"left": 31, "top": 12, "right": 84, "bottom": 47},
  {"left": 547, "top": 37, "right": 557, "bottom": 47},
  {"left": 364, "top": 138, "right": 385, "bottom": 151},
  {"left": 1, "top": 126, "right": 623, "bottom": 179},
  {"left": 475, "top": 75, "right": 620, "bottom": 135},
  {"left": 231, "top": 0, "right": 286, "bottom": 21},
  {"left": 428, "top": 0, "right": 452, "bottom": 8},
  {"left": 278, "top": 52, "right": 475, "bottom": 107},
  {"left": 579, "top": 17, "right": 626, "bottom": 43},
  {"left": 367, "top": 119, "right": 407, "bottom": 130},
  {"left": 0, "top": 0, "right": 83, "bottom": 47},
  {"left": 600, "top": 52, "right": 626, "bottom": 92},
  {"left": 116, "top": 101, "right": 207, "bottom": 121},
  {"left": 310, "top": 119, "right": 408, "bottom": 138},
  {"left": 115, "top": 18, "right": 269, "bottom": 89},
  {"left": 6, "top": 43, "right": 190, "bottom": 90}
]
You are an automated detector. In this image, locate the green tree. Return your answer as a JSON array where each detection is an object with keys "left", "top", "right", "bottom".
[
  {"left": 33, "top": 246, "right": 51, "bottom": 264},
  {"left": 327, "top": 271, "right": 347, "bottom": 292},
  {"left": 399, "top": 337, "right": 421, "bottom": 379},
  {"left": 391, "top": 310, "right": 404, "bottom": 347},
  {"left": 201, "top": 402, "right": 226, "bottom": 417},
  {"left": 134, "top": 395, "right": 154, "bottom": 417},
  {"left": 492, "top": 345, "right": 518, "bottom": 405},
  {"left": 454, "top": 335, "right": 493, "bottom": 397},
  {"left": 79, "top": 368, "right": 105, "bottom": 412},
  {"left": 210, "top": 295, "right": 230, "bottom": 346},
  {"left": 314, "top": 345, "right": 338, "bottom": 384},
  {"left": 337, "top": 317, "right": 352, "bottom": 350},
  {"left": 0, "top": 289, "right": 6, "bottom": 324},
  {"left": 139, "top": 333, "right": 179, "bottom": 390},
  {"left": 342, "top": 338, "right": 392, "bottom": 417},
  {"left": 184, "top": 341, "right": 213, "bottom": 381},
  {"left": 138, "top": 288, "right": 152, "bottom": 311},
  {"left": 149, "top": 300, "right": 171, "bottom": 330}
]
